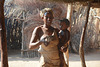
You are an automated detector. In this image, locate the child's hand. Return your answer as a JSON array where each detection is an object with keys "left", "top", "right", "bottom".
[
  {"left": 60, "top": 46, "right": 67, "bottom": 52},
  {"left": 59, "top": 30, "right": 64, "bottom": 38}
]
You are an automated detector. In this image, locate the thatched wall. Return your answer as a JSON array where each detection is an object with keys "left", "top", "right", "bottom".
[
  {"left": 4, "top": 1, "right": 25, "bottom": 50},
  {"left": 5, "top": 18, "right": 23, "bottom": 50},
  {"left": 70, "top": 4, "right": 100, "bottom": 53}
]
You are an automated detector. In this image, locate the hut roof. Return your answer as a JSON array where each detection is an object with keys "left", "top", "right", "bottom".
[
  {"left": 41, "top": 0, "right": 100, "bottom": 3},
  {"left": 41, "top": 0, "right": 100, "bottom": 8},
  {"left": 4, "top": 0, "right": 26, "bottom": 20}
]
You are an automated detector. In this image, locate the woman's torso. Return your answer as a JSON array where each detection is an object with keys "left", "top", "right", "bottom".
[{"left": 37, "top": 25, "right": 60, "bottom": 66}]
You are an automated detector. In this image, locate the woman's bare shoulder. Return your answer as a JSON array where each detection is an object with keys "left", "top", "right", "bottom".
[
  {"left": 32, "top": 26, "right": 43, "bottom": 34},
  {"left": 34, "top": 25, "right": 43, "bottom": 30}
]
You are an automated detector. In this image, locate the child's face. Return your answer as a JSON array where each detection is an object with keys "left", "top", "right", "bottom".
[
  {"left": 42, "top": 12, "right": 53, "bottom": 26},
  {"left": 59, "top": 22, "right": 68, "bottom": 30}
]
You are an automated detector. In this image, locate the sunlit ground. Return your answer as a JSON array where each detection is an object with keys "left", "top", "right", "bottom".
[{"left": 0, "top": 49, "right": 100, "bottom": 67}]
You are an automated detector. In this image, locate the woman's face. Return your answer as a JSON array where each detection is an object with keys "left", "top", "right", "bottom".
[{"left": 42, "top": 12, "right": 53, "bottom": 26}]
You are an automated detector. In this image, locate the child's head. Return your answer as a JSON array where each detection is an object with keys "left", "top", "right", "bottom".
[
  {"left": 40, "top": 8, "right": 54, "bottom": 26},
  {"left": 59, "top": 18, "right": 70, "bottom": 30}
]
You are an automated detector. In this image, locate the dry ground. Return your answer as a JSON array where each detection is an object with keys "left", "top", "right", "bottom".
[{"left": 0, "top": 49, "right": 100, "bottom": 67}]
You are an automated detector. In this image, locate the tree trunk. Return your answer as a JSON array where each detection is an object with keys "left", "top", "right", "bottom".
[
  {"left": 0, "top": 0, "right": 9, "bottom": 67},
  {"left": 79, "top": 2, "right": 91, "bottom": 67}
]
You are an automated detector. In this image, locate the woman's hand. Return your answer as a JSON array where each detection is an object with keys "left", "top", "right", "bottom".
[{"left": 40, "top": 36, "right": 50, "bottom": 46}]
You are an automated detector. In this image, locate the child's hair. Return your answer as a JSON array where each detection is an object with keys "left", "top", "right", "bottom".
[
  {"left": 60, "top": 18, "right": 70, "bottom": 27},
  {"left": 40, "top": 8, "right": 54, "bottom": 18}
]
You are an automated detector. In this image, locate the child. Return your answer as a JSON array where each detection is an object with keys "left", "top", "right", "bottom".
[{"left": 58, "top": 18, "right": 70, "bottom": 67}]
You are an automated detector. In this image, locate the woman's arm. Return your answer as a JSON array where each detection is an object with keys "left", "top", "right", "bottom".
[
  {"left": 29, "top": 27, "right": 42, "bottom": 50},
  {"left": 29, "top": 41, "right": 42, "bottom": 50}
]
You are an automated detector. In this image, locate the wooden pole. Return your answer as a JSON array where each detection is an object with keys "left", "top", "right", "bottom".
[
  {"left": 79, "top": 2, "right": 91, "bottom": 67},
  {"left": 0, "top": 0, "right": 9, "bottom": 67},
  {"left": 21, "top": 11, "right": 26, "bottom": 57},
  {"left": 95, "top": 9, "right": 100, "bottom": 34},
  {"left": 66, "top": 3, "right": 73, "bottom": 67}
]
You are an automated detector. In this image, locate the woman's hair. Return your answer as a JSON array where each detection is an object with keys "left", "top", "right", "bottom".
[
  {"left": 60, "top": 18, "right": 70, "bottom": 27},
  {"left": 40, "top": 8, "right": 53, "bottom": 18}
]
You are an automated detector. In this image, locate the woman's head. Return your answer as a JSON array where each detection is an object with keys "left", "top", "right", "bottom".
[
  {"left": 40, "top": 8, "right": 54, "bottom": 18},
  {"left": 40, "top": 8, "right": 54, "bottom": 26}
]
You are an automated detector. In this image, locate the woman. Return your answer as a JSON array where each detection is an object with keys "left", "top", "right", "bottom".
[{"left": 29, "top": 8, "right": 60, "bottom": 67}]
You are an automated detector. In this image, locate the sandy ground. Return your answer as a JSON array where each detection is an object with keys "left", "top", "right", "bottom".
[{"left": 0, "top": 49, "right": 100, "bottom": 67}]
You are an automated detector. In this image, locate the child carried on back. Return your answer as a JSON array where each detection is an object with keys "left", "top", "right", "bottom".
[{"left": 58, "top": 18, "right": 70, "bottom": 67}]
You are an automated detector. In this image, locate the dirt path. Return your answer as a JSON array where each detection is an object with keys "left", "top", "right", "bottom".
[
  {"left": 0, "top": 49, "right": 100, "bottom": 67},
  {"left": 69, "top": 49, "right": 100, "bottom": 67}
]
